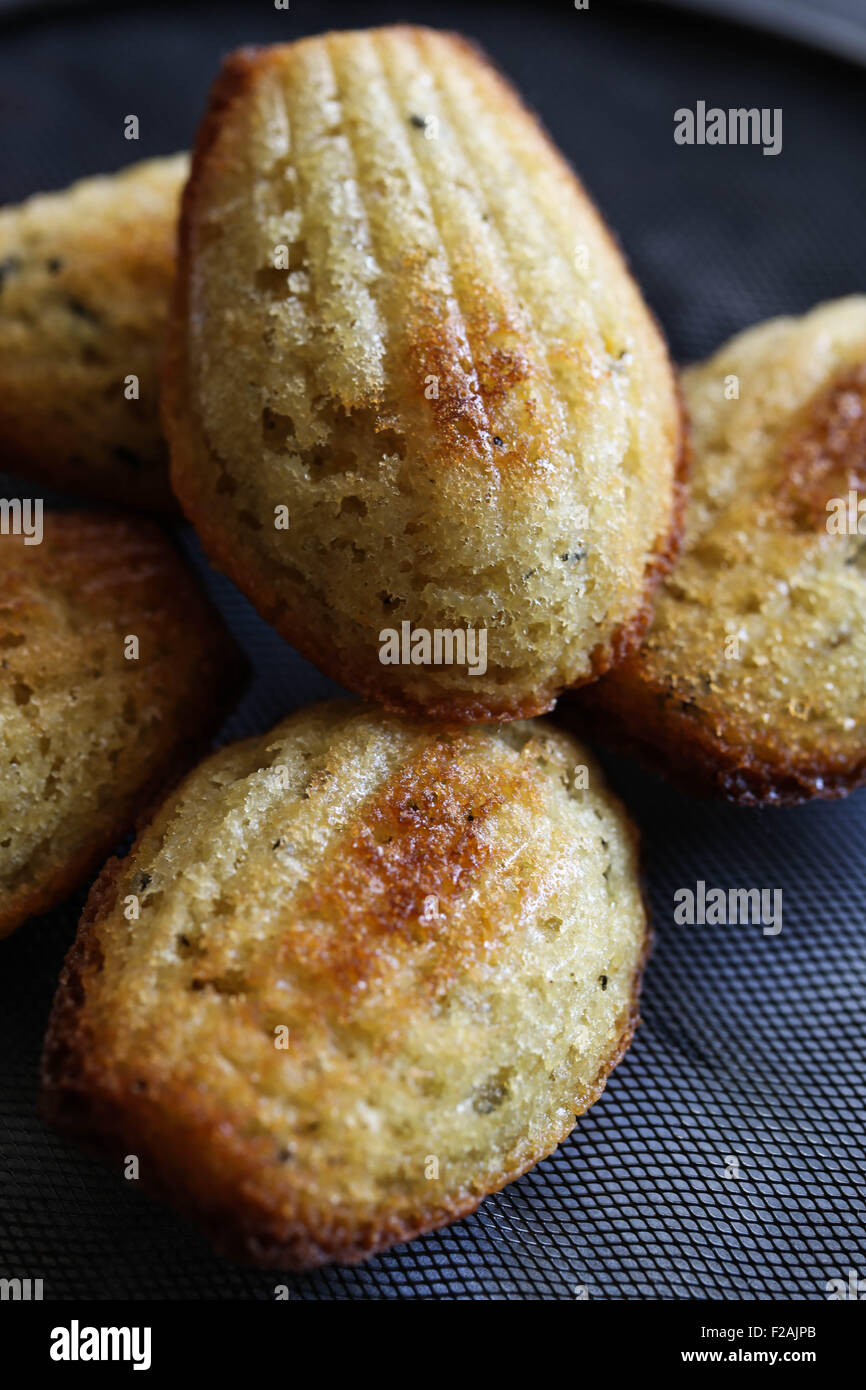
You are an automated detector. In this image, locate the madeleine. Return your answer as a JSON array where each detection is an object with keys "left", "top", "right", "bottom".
[
  {"left": 164, "top": 27, "right": 683, "bottom": 719},
  {"left": 43, "top": 701, "right": 647, "bottom": 1267}
]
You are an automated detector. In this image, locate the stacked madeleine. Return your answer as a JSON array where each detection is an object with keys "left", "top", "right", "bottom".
[{"left": 1, "top": 26, "right": 862, "bottom": 1270}]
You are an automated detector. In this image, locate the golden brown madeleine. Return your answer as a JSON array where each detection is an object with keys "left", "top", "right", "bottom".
[
  {"left": 0, "top": 510, "right": 244, "bottom": 935},
  {"left": 574, "top": 297, "right": 866, "bottom": 805},
  {"left": 0, "top": 155, "right": 188, "bottom": 511},
  {"left": 164, "top": 28, "right": 684, "bottom": 721},
  {"left": 42, "top": 701, "right": 648, "bottom": 1268}
]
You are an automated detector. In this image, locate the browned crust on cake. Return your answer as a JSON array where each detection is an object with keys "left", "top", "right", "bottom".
[
  {"left": 569, "top": 356, "right": 866, "bottom": 806},
  {"left": 42, "top": 844, "right": 648, "bottom": 1269},
  {"left": 0, "top": 513, "right": 247, "bottom": 935},
  {"left": 41, "top": 722, "right": 650, "bottom": 1270},
  {"left": 775, "top": 361, "right": 866, "bottom": 528},
  {"left": 164, "top": 37, "right": 686, "bottom": 722}
]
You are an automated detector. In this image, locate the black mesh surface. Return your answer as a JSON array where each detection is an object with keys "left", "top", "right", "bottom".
[{"left": 1, "top": 0, "right": 864, "bottom": 1301}]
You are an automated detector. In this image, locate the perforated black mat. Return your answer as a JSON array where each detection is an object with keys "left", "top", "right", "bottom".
[{"left": 1, "top": 0, "right": 864, "bottom": 1301}]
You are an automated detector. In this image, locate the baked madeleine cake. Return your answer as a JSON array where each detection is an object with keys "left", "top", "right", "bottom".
[
  {"left": 0, "top": 155, "right": 188, "bottom": 510},
  {"left": 42, "top": 701, "right": 648, "bottom": 1268},
  {"left": 0, "top": 510, "right": 244, "bottom": 935},
  {"left": 575, "top": 296, "right": 866, "bottom": 805},
  {"left": 164, "top": 27, "right": 684, "bottom": 720}
]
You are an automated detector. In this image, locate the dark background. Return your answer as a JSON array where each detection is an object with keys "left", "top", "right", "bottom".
[{"left": 0, "top": 0, "right": 864, "bottom": 1300}]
